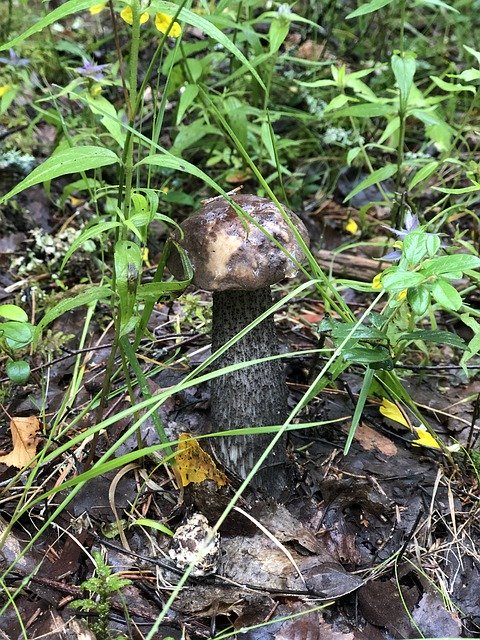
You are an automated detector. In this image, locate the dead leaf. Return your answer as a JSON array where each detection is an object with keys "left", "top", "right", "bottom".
[
  {"left": 354, "top": 423, "right": 397, "bottom": 456},
  {"left": 176, "top": 433, "right": 228, "bottom": 487},
  {"left": 0, "top": 416, "right": 40, "bottom": 468}
]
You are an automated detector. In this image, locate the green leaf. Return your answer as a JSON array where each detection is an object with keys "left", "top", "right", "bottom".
[
  {"left": 415, "top": 0, "right": 459, "bottom": 12},
  {"left": 347, "top": 0, "right": 394, "bottom": 19},
  {"left": 430, "top": 75, "right": 476, "bottom": 94},
  {"left": 431, "top": 278, "right": 463, "bottom": 311},
  {"left": 391, "top": 52, "right": 416, "bottom": 104},
  {"left": 0, "top": 322, "right": 34, "bottom": 349},
  {"left": 421, "top": 254, "right": 480, "bottom": 277},
  {"left": 6, "top": 360, "right": 31, "bottom": 384},
  {"left": 84, "top": 95, "right": 126, "bottom": 148},
  {"left": 176, "top": 83, "right": 199, "bottom": 125},
  {"left": 332, "top": 104, "right": 393, "bottom": 118},
  {"left": 343, "top": 164, "right": 397, "bottom": 202},
  {"left": 61, "top": 220, "right": 121, "bottom": 270},
  {"left": 324, "top": 94, "right": 350, "bottom": 112},
  {"left": 132, "top": 518, "right": 174, "bottom": 536},
  {"left": 269, "top": 16, "right": 290, "bottom": 53},
  {"left": 0, "top": 146, "right": 119, "bottom": 204},
  {"left": 382, "top": 270, "right": 425, "bottom": 292},
  {"left": 460, "top": 313, "right": 480, "bottom": 369},
  {"left": 343, "top": 346, "right": 394, "bottom": 369},
  {"left": 0, "top": 304, "right": 28, "bottom": 322},
  {"left": 464, "top": 44, "right": 480, "bottom": 65},
  {"left": 408, "top": 161, "right": 439, "bottom": 189},
  {"left": 34, "top": 285, "right": 111, "bottom": 342},
  {"left": 407, "top": 286, "right": 430, "bottom": 317},
  {"left": 115, "top": 241, "right": 143, "bottom": 334},
  {"left": 332, "top": 323, "right": 387, "bottom": 342},
  {"left": 399, "top": 329, "right": 466, "bottom": 349}
]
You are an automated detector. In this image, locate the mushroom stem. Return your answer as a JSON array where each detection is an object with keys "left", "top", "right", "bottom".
[{"left": 210, "top": 287, "right": 288, "bottom": 494}]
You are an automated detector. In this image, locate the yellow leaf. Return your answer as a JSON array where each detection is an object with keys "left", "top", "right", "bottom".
[
  {"left": 89, "top": 2, "right": 107, "bottom": 15},
  {"left": 345, "top": 218, "right": 359, "bottom": 235},
  {"left": 379, "top": 398, "right": 409, "bottom": 428},
  {"left": 155, "top": 12, "right": 182, "bottom": 38},
  {"left": 120, "top": 6, "right": 149, "bottom": 25},
  {"left": 0, "top": 417, "right": 40, "bottom": 469},
  {"left": 372, "top": 273, "right": 383, "bottom": 290},
  {"left": 176, "top": 433, "right": 228, "bottom": 487},
  {"left": 412, "top": 427, "right": 441, "bottom": 449},
  {"left": 0, "top": 85, "right": 11, "bottom": 97}
]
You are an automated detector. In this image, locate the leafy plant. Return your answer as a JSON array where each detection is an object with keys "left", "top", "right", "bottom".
[
  {"left": 69, "top": 550, "right": 132, "bottom": 640},
  {"left": 0, "top": 304, "right": 34, "bottom": 383}
]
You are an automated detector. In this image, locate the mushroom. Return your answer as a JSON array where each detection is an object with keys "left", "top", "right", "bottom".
[{"left": 169, "top": 194, "right": 309, "bottom": 495}]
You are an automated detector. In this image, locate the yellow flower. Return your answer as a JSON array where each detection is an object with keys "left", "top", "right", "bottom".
[
  {"left": 120, "top": 6, "right": 149, "bottom": 25},
  {"left": 89, "top": 83, "right": 103, "bottom": 98},
  {"left": 89, "top": 2, "right": 107, "bottom": 15},
  {"left": 372, "top": 273, "right": 383, "bottom": 290},
  {"left": 411, "top": 426, "right": 440, "bottom": 449},
  {"left": 155, "top": 12, "right": 182, "bottom": 37},
  {"left": 379, "top": 398, "right": 409, "bottom": 428},
  {"left": 345, "top": 218, "right": 359, "bottom": 235},
  {"left": 397, "top": 289, "right": 407, "bottom": 300},
  {"left": 0, "top": 85, "right": 11, "bottom": 97}
]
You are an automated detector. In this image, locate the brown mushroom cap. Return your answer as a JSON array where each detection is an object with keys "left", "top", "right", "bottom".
[{"left": 169, "top": 194, "right": 310, "bottom": 291}]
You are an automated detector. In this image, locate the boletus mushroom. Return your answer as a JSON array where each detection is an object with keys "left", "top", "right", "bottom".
[{"left": 169, "top": 194, "right": 309, "bottom": 495}]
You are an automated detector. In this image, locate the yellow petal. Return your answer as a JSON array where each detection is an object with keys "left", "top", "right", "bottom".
[
  {"left": 120, "top": 6, "right": 149, "bottom": 25},
  {"left": 0, "top": 85, "right": 11, "bottom": 97},
  {"left": 372, "top": 273, "right": 383, "bottom": 290},
  {"left": 345, "top": 218, "right": 359, "bottom": 235},
  {"left": 412, "top": 427, "right": 441, "bottom": 449},
  {"left": 397, "top": 289, "right": 407, "bottom": 300},
  {"left": 379, "top": 398, "right": 409, "bottom": 428},
  {"left": 155, "top": 12, "right": 182, "bottom": 37},
  {"left": 89, "top": 2, "right": 107, "bottom": 15}
]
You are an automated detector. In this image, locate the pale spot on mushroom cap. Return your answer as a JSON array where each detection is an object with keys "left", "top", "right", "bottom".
[{"left": 168, "top": 194, "right": 310, "bottom": 291}]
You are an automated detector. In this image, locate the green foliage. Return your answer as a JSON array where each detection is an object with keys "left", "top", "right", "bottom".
[
  {"left": 0, "top": 304, "right": 34, "bottom": 383},
  {"left": 70, "top": 551, "right": 132, "bottom": 640}
]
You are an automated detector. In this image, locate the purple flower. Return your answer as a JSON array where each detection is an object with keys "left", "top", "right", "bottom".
[
  {"left": 74, "top": 59, "right": 110, "bottom": 81},
  {"left": 381, "top": 249, "right": 403, "bottom": 262},
  {"left": 383, "top": 212, "right": 420, "bottom": 239},
  {"left": 0, "top": 49, "right": 30, "bottom": 67}
]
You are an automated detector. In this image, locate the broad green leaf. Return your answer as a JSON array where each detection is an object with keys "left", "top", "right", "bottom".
[
  {"left": 430, "top": 76, "right": 476, "bottom": 94},
  {"left": 61, "top": 220, "right": 121, "bottom": 270},
  {"left": 173, "top": 121, "right": 220, "bottom": 153},
  {"left": 343, "top": 346, "right": 394, "bottom": 369},
  {"left": 378, "top": 116, "right": 401, "bottom": 145},
  {"left": 332, "top": 323, "right": 386, "bottom": 342},
  {"left": 343, "top": 164, "right": 397, "bottom": 202},
  {"left": 115, "top": 241, "right": 143, "bottom": 334},
  {"left": 269, "top": 16, "right": 290, "bottom": 53},
  {"left": 85, "top": 95, "right": 126, "bottom": 148},
  {"left": 136, "top": 153, "right": 228, "bottom": 198},
  {"left": 391, "top": 53, "right": 416, "bottom": 104},
  {"left": 464, "top": 44, "right": 480, "bottom": 65},
  {"left": 399, "top": 329, "right": 466, "bottom": 350},
  {"left": 415, "top": 0, "right": 459, "bottom": 12},
  {"left": 6, "top": 360, "right": 31, "bottom": 384},
  {"left": 421, "top": 254, "right": 480, "bottom": 277},
  {"left": 332, "top": 104, "right": 393, "bottom": 118},
  {"left": 34, "top": 285, "right": 111, "bottom": 342},
  {"left": 403, "top": 232, "right": 429, "bottom": 265},
  {"left": 431, "top": 278, "right": 462, "bottom": 311},
  {"left": 408, "top": 161, "right": 439, "bottom": 189},
  {"left": 407, "top": 286, "right": 430, "bottom": 317},
  {"left": 0, "top": 146, "right": 119, "bottom": 204},
  {"left": 324, "top": 94, "right": 350, "bottom": 112},
  {"left": 0, "top": 305, "right": 28, "bottom": 322},
  {"left": 347, "top": 0, "right": 394, "bottom": 19},
  {"left": 382, "top": 270, "right": 425, "bottom": 291},
  {"left": 0, "top": 322, "right": 34, "bottom": 349},
  {"left": 176, "top": 84, "right": 199, "bottom": 125},
  {"left": 460, "top": 313, "right": 480, "bottom": 369}
]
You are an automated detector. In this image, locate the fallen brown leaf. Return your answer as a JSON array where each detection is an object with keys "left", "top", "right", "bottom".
[{"left": 0, "top": 416, "right": 40, "bottom": 468}]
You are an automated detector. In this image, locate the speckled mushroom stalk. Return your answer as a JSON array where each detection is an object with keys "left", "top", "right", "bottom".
[{"left": 168, "top": 194, "right": 309, "bottom": 495}]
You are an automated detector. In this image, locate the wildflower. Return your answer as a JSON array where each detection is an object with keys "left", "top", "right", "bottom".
[
  {"left": 0, "top": 49, "right": 29, "bottom": 67},
  {"left": 411, "top": 426, "right": 440, "bottom": 449},
  {"left": 120, "top": 6, "right": 149, "bottom": 25},
  {"left": 379, "top": 398, "right": 409, "bottom": 428},
  {"left": 397, "top": 289, "right": 407, "bottom": 300},
  {"left": 0, "top": 85, "right": 11, "bottom": 97},
  {"left": 155, "top": 12, "right": 182, "bottom": 37},
  {"left": 345, "top": 218, "right": 359, "bottom": 235},
  {"left": 75, "top": 59, "right": 110, "bottom": 81},
  {"left": 372, "top": 273, "right": 383, "bottom": 289},
  {"left": 89, "top": 2, "right": 107, "bottom": 15},
  {"left": 384, "top": 212, "right": 420, "bottom": 239}
]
